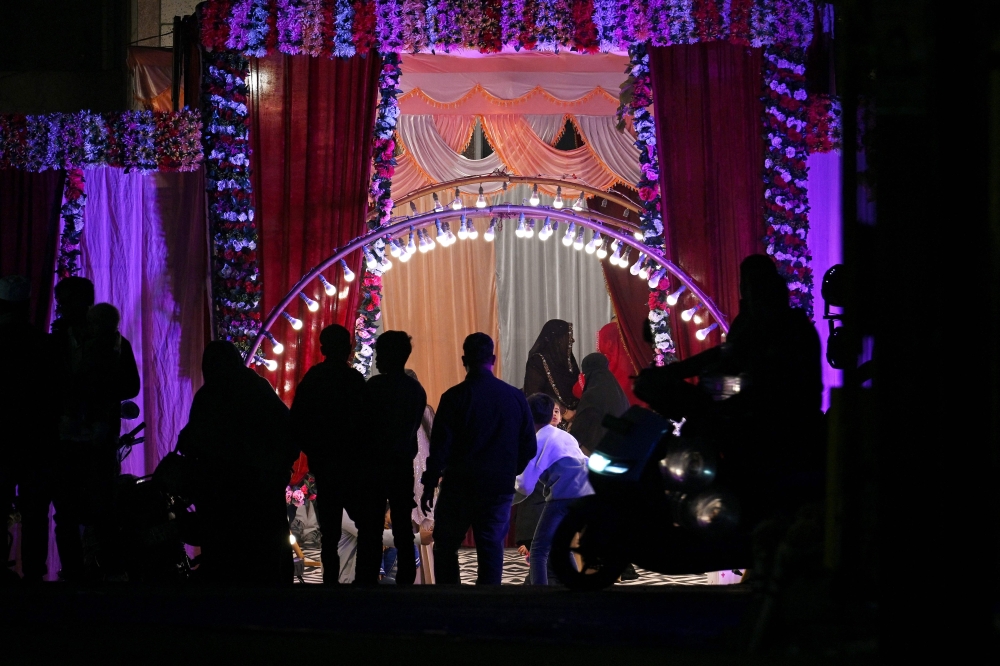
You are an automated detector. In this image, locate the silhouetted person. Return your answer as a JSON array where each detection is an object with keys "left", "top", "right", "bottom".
[
  {"left": 421, "top": 333, "right": 536, "bottom": 585},
  {"left": 49, "top": 277, "right": 139, "bottom": 581},
  {"left": 570, "top": 353, "right": 630, "bottom": 456},
  {"left": 635, "top": 254, "right": 823, "bottom": 518},
  {"left": 0, "top": 276, "right": 53, "bottom": 582},
  {"left": 290, "top": 324, "right": 380, "bottom": 585},
  {"left": 177, "top": 341, "right": 298, "bottom": 585},
  {"left": 365, "top": 331, "right": 426, "bottom": 586}
]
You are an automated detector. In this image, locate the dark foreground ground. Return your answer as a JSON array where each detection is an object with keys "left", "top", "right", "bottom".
[{"left": 0, "top": 583, "right": 879, "bottom": 664}]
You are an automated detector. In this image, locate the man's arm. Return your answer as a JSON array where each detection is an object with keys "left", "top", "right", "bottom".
[
  {"left": 117, "top": 337, "right": 141, "bottom": 400},
  {"left": 423, "top": 396, "right": 452, "bottom": 489},
  {"left": 514, "top": 396, "right": 537, "bottom": 475}
]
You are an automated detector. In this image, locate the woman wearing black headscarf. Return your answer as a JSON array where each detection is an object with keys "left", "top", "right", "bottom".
[
  {"left": 177, "top": 341, "right": 300, "bottom": 585},
  {"left": 570, "top": 353, "right": 631, "bottom": 456},
  {"left": 522, "top": 319, "right": 581, "bottom": 415}
]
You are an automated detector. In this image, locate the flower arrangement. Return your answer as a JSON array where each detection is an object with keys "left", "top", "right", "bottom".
[
  {"left": 0, "top": 109, "right": 202, "bottom": 172},
  {"left": 201, "top": 51, "right": 263, "bottom": 358},
  {"left": 803, "top": 93, "right": 842, "bottom": 154},
  {"left": 353, "top": 53, "right": 402, "bottom": 376},
  {"left": 199, "top": 0, "right": 816, "bottom": 56},
  {"left": 620, "top": 43, "right": 676, "bottom": 365},
  {"left": 57, "top": 169, "right": 86, "bottom": 279},
  {"left": 286, "top": 474, "right": 318, "bottom": 506},
  {"left": 761, "top": 45, "right": 813, "bottom": 315}
]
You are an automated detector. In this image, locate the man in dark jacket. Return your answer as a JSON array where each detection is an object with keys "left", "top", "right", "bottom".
[
  {"left": 291, "top": 324, "right": 380, "bottom": 584},
  {"left": 365, "top": 330, "right": 426, "bottom": 586},
  {"left": 421, "top": 333, "right": 536, "bottom": 584}
]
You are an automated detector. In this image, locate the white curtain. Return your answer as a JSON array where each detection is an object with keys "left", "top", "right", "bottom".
[
  {"left": 572, "top": 115, "right": 642, "bottom": 186},
  {"left": 396, "top": 115, "right": 506, "bottom": 194},
  {"left": 493, "top": 185, "right": 613, "bottom": 389},
  {"left": 525, "top": 114, "right": 569, "bottom": 146}
]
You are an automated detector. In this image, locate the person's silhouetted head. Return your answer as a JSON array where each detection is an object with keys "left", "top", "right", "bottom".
[
  {"left": 319, "top": 324, "right": 352, "bottom": 363},
  {"left": 54, "top": 276, "right": 95, "bottom": 323},
  {"left": 462, "top": 332, "right": 495, "bottom": 371},
  {"left": 739, "top": 255, "right": 788, "bottom": 312},
  {"left": 202, "top": 340, "right": 245, "bottom": 384},
  {"left": 581, "top": 352, "right": 610, "bottom": 376},
  {"left": 527, "top": 392, "right": 556, "bottom": 427},
  {"left": 375, "top": 330, "right": 413, "bottom": 373},
  {"left": 88, "top": 303, "right": 121, "bottom": 337},
  {"left": 0, "top": 275, "right": 30, "bottom": 317}
]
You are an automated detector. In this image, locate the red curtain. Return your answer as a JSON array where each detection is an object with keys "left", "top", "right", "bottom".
[
  {"left": 649, "top": 43, "right": 765, "bottom": 359},
  {"left": 0, "top": 169, "right": 64, "bottom": 329},
  {"left": 248, "top": 53, "right": 381, "bottom": 405}
]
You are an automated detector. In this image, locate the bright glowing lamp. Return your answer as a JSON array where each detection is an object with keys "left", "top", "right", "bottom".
[
  {"left": 630, "top": 253, "right": 645, "bottom": 275},
  {"left": 562, "top": 222, "right": 576, "bottom": 246},
  {"left": 299, "top": 292, "right": 320, "bottom": 312},
  {"left": 318, "top": 274, "right": 336, "bottom": 296},
  {"left": 572, "top": 192, "right": 585, "bottom": 211},
  {"left": 553, "top": 186, "right": 564, "bottom": 209},
  {"left": 529, "top": 184, "right": 540, "bottom": 206},
  {"left": 666, "top": 286, "right": 687, "bottom": 306},
  {"left": 484, "top": 218, "right": 497, "bottom": 242},
  {"left": 265, "top": 331, "right": 283, "bottom": 355},
  {"left": 573, "top": 228, "right": 585, "bottom": 250},
  {"left": 432, "top": 192, "right": 445, "bottom": 212},
  {"left": 681, "top": 304, "right": 702, "bottom": 322},
  {"left": 451, "top": 187, "right": 462, "bottom": 210},
  {"left": 647, "top": 268, "right": 666, "bottom": 289},
  {"left": 262, "top": 358, "right": 278, "bottom": 372},
  {"left": 475, "top": 185, "right": 487, "bottom": 209},
  {"left": 282, "top": 312, "right": 303, "bottom": 330},
  {"left": 696, "top": 323, "right": 718, "bottom": 341}
]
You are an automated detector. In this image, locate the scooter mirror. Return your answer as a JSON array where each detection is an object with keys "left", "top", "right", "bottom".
[{"left": 121, "top": 400, "right": 140, "bottom": 420}]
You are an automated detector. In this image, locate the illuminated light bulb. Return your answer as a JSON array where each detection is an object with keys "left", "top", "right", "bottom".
[
  {"left": 282, "top": 312, "right": 303, "bottom": 330},
  {"left": 666, "top": 285, "right": 687, "bottom": 306},
  {"left": 467, "top": 220, "right": 479, "bottom": 240},
  {"left": 693, "top": 313, "right": 703, "bottom": 325},
  {"left": 573, "top": 228, "right": 585, "bottom": 251},
  {"left": 630, "top": 253, "right": 645, "bottom": 275},
  {"left": 435, "top": 219, "right": 447, "bottom": 245},
  {"left": 619, "top": 248, "right": 631, "bottom": 268},
  {"left": 553, "top": 186, "right": 563, "bottom": 209},
  {"left": 633, "top": 231, "right": 644, "bottom": 241},
  {"left": 364, "top": 248, "right": 378, "bottom": 271},
  {"left": 484, "top": 218, "right": 497, "bottom": 242},
  {"left": 380, "top": 256, "right": 392, "bottom": 272},
  {"left": 515, "top": 213, "right": 527, "bottom": 238},
  {"left": 475, "top": 185, "right": 487, "bottom": 209},
  {"left": 409, "top": 201, "right": 418, "bottom": 216},
  {"left": 596, "top": 239, "right": 608, "bottom": 259},
  {"left": 299, "top": 292, "right": 320, "bottom": 312},
  {"left": 647, "top": 268, "right": 667, "bottom": 289},
  {"left": 585, "top": 236, "right": 597, "bottom": 254},
  {"left": 444, "top": 222, "right": 456, "bottom": 245},
  {"left": 609, "top": 243, "right": 622, "bottom": 266},
  {"left": 572, "top": 192, "right": 585, "bottom": 211},
  {"left": 338, "top": 286, "right": 349, "bottom": 299},
  {"left": 340, "top": 260, "right": 355, "bottom": 283},
  {"left": 318, "top": 274, "right": 336, "bottom": 296},
  {"left": 587, "top": 232, "right": 602, "bottom": 255},
  {"left": 696, "top": 323, "right": 719, "bottom": 341},
  {"left": 529, "top": 184, "right": 540, "bottom": 206},
  {"left": 539, "top": 218, "right": 553, "bottom": 240},
  {"left": 289, "top": 534, "right": 296, "bottom": 545},
  {"left": 418, "top": 230, "right": 430, "bottom": 253},
  {"left": 405, "top": 230, "right": 417, "bottom": 256},
  {"left": 457, "top": 215, "right": 469, "bottom": 240},
  {"left": 524, "top": 219, "right": 535, "bottom": 238},
  {"left": 388, "top": 239, "right": 402, "bottom": 258},
  {"left": 432, "top": 192, "right": 445, "bottom": 212},
  {"left": 424, "top": 228, "right": 436, "bottom": 250},
  {"left": 451, "top": 187, "right": 463, "bottom": 210},
  {"left": 262, "top": 358, "right": 278, "bottom": 372},
  {"left": 265, "top": 332, "right": 283, "bottom": 355},
  {"left": 681, "top": 304, "right": 703, "bottom": 322},
  {"left": 638, "top": 262, "right": 650, "bottom": 281},
  {"left": 399, "top": 249, "right": 411, "bottom": 263},
  {"left": 562, "top": 222, "right": 576, "bottom": 246}
]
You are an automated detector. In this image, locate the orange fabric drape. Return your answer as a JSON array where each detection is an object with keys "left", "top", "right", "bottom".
[
  {"left": 432, "top": 115, "right": 477, "bottom": 153},
  {"left": 381, "top": 219, "right": 501, "bottom": 411},
  {"left": 480, "top": 115, "right": 622, "bottom": 190},
  {"left": 127, "top": 46, "right": 176, "bottom": 111}
]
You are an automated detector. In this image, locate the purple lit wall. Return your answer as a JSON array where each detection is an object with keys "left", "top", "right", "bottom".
[{"left": 806, "top": 151, "right": 843, "bottom": 411}]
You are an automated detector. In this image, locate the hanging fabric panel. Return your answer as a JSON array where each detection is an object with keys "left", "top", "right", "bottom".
[
  {"left": 494, "top": 185, "right": 613, "bottom": 391},
  {"left": 649, "top": 43, "right": 766, "bottom": 358},
  {"left": 525, "top": 114, "right": 569, "bottom": 146},
  {"left": 572, "top": 115, "right": 643, "bottom": 187},
  {"left": 396, "top": 115, "right": 505, "bottom": 195},
  {"left": 79, "top": 166, "right": 210, "bottom": 476},
  {"left": 432, "top": 115, "right": 478, "bottom": 153},
  {"left": 249, "top": 53, "right": 381, "bottom": 404},
  {"left": 381, "top": 218, "right": 500, "bottom": 411}
]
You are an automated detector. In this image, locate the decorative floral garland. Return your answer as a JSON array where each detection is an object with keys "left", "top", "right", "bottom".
[
  {"left": 352, "top": 53, "right": 402, "bottom": 376},
  {"left": 804, "top": 93, "right": 842, "bottom": 154},
  {"left": 200, "top": 0, "right": 814, "bottom": 56},
  {"left": 201, "top": 51, "right": 263, "bottom": 358},
  {"left": 0, "top": 109, "right": 203, "bottom": 277},
  {"left": 761, "top": 45, "right": 812, "bottom": 315},
  {"left": 0, "top": 109, "right": 202, "bottom": 172},
  {"left": 621, "top": 43, "right": 676, "bottom": 365}
]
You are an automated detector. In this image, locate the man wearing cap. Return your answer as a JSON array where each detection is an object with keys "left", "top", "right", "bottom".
[
  {"left": 0, "top": 275, "right": 54, "bottom": 582},
  {"left": 420, "top": 333, "right": 536, "bottom": 585}
]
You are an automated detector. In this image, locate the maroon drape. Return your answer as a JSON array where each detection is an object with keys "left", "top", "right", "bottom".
[
  {"left": 249, "top": 53, "right": 381, "bottom": 405},
  {"left": 0, "top": 169, "right": 64, "bottom": 328},
  {"left": 649, "top": 43, "right": 765, "bottom": 358}
]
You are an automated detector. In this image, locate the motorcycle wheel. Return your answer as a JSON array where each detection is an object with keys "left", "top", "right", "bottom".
[{"left": 550, "top": 498, "right": 629, "bottom": 591}]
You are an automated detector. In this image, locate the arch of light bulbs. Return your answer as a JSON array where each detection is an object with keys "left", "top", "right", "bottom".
[{"left": 246, "top": 201, "right": 729, "bottom": 369}]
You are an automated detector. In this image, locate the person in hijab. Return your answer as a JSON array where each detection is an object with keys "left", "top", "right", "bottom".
[
  {"left": 523, "top": 319, "right": 581, "bottom": 417},
  {"left": 177, "top": 341, "right": 299, "bottom": 585},
  {"left": 570, "top": 353, "right": 631, "bottom": 456},
  {"left": 596, "top": 321, "right": 642, "bottom": 405},
  {"left": 515, "top": 393, "right": 594, "bottom": 585}
]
